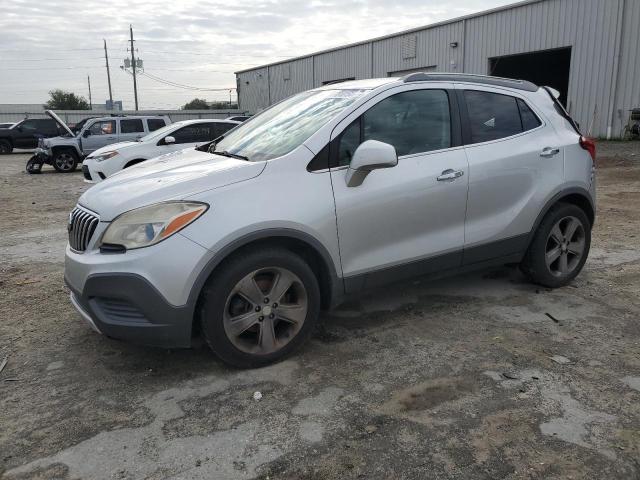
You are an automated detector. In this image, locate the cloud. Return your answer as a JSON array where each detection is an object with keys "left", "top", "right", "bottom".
[{"left": 0, "top": 0, "right": 513, "bottom": 109}]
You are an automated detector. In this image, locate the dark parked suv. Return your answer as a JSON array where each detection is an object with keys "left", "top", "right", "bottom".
[{"left": 0, "top": 118, "right": 63, "bottom": 154}]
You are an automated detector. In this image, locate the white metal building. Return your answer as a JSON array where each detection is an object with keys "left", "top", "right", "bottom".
[{"left": 236, "top": 0, "right": 640, "bottom": 138}]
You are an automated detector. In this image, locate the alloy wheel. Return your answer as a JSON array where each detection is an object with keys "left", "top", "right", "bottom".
[
  {"left": 223, "top": 267, "right": 308, "bottom": 355},
  {"left": 55, "top": 153, "right": 75, "bottom": 171},
  {"left": 545, "top": 215, "right": 586, "bottom": 277}
]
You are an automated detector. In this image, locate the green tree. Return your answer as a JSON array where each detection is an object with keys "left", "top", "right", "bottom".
[
  {"left": 44, "top": 89, "right": 90, "bottom": 110},
  {"left": 182, "top": 98, "right": 210, "bottom": 110}
]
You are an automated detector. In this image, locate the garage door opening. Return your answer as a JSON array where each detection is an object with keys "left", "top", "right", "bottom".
[{"left": 489, "top": 47, "right": 572, "bottom": 107}]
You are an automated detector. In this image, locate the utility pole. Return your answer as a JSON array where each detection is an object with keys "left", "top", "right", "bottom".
[
  {"left": 87, "top": 75, "right": 92, "bottom": 109},
  {"left": 104, "top": 39, "right": 113, "bottom": 105},
  {"left": 129, "top": 24, "right": 139, "bottom": 111}
]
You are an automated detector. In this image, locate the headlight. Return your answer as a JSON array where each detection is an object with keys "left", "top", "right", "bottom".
[
  {"left": 101, "top": 202, "right": 208, "bottom": 250},
  {"left": 92, "top": 151, "right": 119, "bottom": 162}
]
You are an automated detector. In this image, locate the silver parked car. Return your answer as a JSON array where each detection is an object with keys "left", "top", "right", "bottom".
[{"left": 64, "top": 73, "right": 596, "bottom": 367}]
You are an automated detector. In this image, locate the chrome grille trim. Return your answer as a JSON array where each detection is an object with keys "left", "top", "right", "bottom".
[{"left": 68, "top": 206, "right": 100, "bottom": 252}]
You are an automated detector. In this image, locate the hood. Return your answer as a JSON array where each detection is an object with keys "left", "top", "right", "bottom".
[
  {"left": 88, "top": 141, "right": 138, "bottom": 157},
  {"left": 45, "top": 110, "right": 75, "bottom": 136},
  {"left": 79, "top": 148, "right": 266, "bottom": 221}
]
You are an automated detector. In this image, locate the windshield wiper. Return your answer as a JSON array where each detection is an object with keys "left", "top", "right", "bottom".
[{"left": 214, "top": 150, "right": 250, "bottom": 161}]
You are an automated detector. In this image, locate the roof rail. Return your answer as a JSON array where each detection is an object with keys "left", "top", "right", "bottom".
[{"left": 401, "top": 72, "right": 538, "bottom": 92}]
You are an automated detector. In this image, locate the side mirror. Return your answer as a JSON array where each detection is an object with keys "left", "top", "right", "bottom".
[
  {"left": 82, "top": 130, "right": 91, "bottom": 138},
  {"left": 345, "top": 140, "right": 398, "bottom": 187},
  {"left": 164, "top": 136, "right": 175, "bottom": 145}
]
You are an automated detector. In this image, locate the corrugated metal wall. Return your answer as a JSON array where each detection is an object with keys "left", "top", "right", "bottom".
[
  {"left": 614, "top": 0, "right": 640, "bottom": 138},
  {"left": 237, "top": 0, "right": 640, "bottom": 137}
]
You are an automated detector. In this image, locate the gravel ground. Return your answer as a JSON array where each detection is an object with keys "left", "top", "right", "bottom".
[{"left": 1, "top": 142, "right": 639, "bottom": 480}]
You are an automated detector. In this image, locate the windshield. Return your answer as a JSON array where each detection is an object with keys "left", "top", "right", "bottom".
[
  {"left": 139, "top": 122, "right": 181, "bottom": 142},
  {"left": 213, "top": 89, "right": 368, "bottom": 161}
]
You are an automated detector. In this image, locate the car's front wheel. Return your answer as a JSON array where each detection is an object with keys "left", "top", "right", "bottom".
[
  {"left": 199, "top": 248, "right": 321, "bottom": 368},
  {"left": 52, "top": 150, "right": 78, "bottom": 173},
  {"left": 521, "top": 203, "right": 591, "bottom": 288},
  {"left": 0, "top": 140, "right": 12, "bottom": 154}
]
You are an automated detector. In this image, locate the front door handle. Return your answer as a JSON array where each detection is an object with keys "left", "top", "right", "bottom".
[
  {"left": 540, "top": 147, "right": 560, "bottom": 157},
  {"left": 437, "top": 169, "right": 464, "bottom": 181}
]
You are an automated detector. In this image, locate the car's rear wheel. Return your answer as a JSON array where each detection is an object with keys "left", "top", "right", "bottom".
[
  {"left": 0, "top": 140, "right": 12, "bottom": 154},
  {"left": 199, "top": 248, "right": 320, "bottom": 368},
  {"left": 52, "top": 150, "right": 78, "bottom": 173},
  {"left": 521, "top": 203, "right": 591, "bottom": 288}
]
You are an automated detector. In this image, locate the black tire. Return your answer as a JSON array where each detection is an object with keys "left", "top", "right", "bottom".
[
  {"left": 52, "top": 149, "right": 78, "bottom": 173},
  {"left": 199, "top": 248, "right": 321, "bottom": 368},
  {"left": 521, "top": 202, "right": 591, "bottom": 288},
  {"left": 0, "top": 140, "right": 12, "bottom": 154},
  {"left": 26, "top": 156, "right": 43, "bottom": 174}
]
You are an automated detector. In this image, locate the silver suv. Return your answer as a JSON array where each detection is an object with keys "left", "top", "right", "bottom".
[
  {"left": 64, "top": 74, "right": 596, "bottom": 367},
  {"left": 33, "top": 111, "right": 170, "bottom": 173}
]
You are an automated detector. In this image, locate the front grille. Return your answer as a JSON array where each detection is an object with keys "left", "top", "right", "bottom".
[
  {"left": 82, "top": 165, "right": 92, "bottom": 181},
  {"left": 68, "top": 207, "right": 99, "bottom": 252}
]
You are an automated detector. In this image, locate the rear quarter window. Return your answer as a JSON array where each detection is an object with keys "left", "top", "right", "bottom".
[{"left": 517, "top": 98, "right": 542, "bottom": 131}]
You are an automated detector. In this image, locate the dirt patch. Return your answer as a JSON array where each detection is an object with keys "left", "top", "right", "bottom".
[{"left": 2, "top": 142, "right": 640, "bottom": 479}]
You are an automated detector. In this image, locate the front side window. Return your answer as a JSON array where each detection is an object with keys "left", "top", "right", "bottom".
[
  {"left": 336, "top": 89, "right": 451, "bottom": 166},
  {"left": 120, "top": 119, "right": 144, "bottom": 134},
  {"left": 89, "top": 120, "right": 115, "bottom": 136},
  {"left": 20, "top": 120, "right": 39, "bottom": 132},
  {"left": 213, "top": 88, "right": 368, "bottom": 162},
  {"left": 464, "top": 91, "right": 523, "bottom": 143}
]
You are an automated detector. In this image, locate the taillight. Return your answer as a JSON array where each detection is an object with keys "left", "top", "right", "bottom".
[{"left": 579, "top": 136, "right": 596, "bottom": 161}]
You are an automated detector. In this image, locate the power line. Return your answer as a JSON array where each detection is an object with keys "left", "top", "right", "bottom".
[
  {"left": 3, "top": 56, "right": 105, "bottom": 62},
  {"left": 139, "top": 71, "right": 235, "bottom": 91}
]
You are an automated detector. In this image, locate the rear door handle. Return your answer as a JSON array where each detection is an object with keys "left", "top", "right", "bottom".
[
  {"left": 540, "top": 147, "right": 560, "bottom": 157},
  {"left": 437, "top": 169, "right": 464, "bottom": 181}
]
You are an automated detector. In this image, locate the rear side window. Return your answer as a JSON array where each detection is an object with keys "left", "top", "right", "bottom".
[
  {"left": 465, "top": 91, "right": 522, "bottom": 143},
  {"left": 517, "top": 99, "right": 542, "bottom": 131},
  {"left": 336, "top": 89, "right": 451, "bottom": 166},
  {"left": 120, "top": 119, "right": 144, "bottom": 133},
  {"left": 172, "top": 125, "right": 218, "bottom": 144},
  {"left": 147, "top": 118, "right": 166, "bottom": 131},
  {"left": 213, "top": 122, "right": 236, "bottom": 137}
]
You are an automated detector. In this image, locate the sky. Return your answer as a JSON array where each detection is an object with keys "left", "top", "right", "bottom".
[{"left": 0, "top": 0, "right": 514, "bottom": 110}]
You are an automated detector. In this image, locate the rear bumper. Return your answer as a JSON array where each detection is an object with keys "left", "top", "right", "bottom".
[{"left": 65, "top": 273, "right": 194, "bottom": 348}]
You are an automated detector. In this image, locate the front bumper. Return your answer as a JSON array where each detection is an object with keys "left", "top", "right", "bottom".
[
  {"left": 81, "top": 158, "right": 101, "bottom": 183},
  {"left": 64, "top": 232, "right": 211, "bottom": 348},
  {"left": 65, "top": 273, "right": 194, "bottom": 348}
]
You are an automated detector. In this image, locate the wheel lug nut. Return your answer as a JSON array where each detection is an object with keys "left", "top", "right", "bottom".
[
  {"left": 258, "top": 316, "right": 264, "bottom": 321},
  {"left": 272, "top": 303, "right": 278, "bottom": 308},
  {"left": 269, "top": 313, "right": 275, "bottom": 319},
  {"left": 255, "top": 306, "right": 261, "bottom": 312},
  {"left": 263, "top": 298, "right": 269, "bottom": 304}
]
